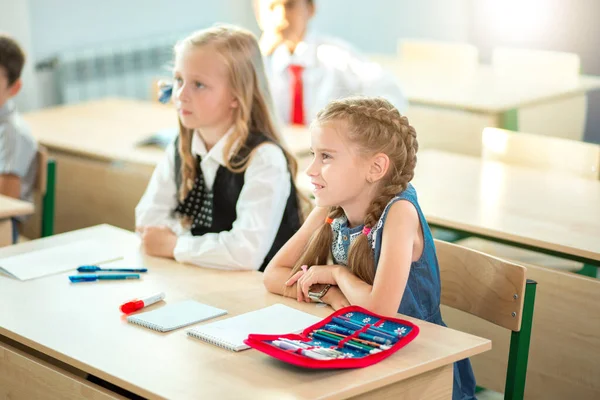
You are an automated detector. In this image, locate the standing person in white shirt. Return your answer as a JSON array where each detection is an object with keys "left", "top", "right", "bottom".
[
  {"left": 254, "top": 0, "right": 408, "bottom": 126},
  {"left": 135, "top": 25, "right": 303, "bottom": 271}
]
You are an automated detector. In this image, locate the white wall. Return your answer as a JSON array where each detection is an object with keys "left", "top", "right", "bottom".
[
  {"left": 243, "top": 0, "right": 471, "bottom": 54},
  {"left": 0, "top": 0, "right": 39, "bottom": 111},
  {"left": 309, "top": 0, "right": 471, "bottom": 53},
  {"left": 28, "top": 0, "right": 249, "bottom": 60}
]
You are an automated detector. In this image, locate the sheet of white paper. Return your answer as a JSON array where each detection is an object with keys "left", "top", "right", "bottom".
[{"left": 0, "top": 240, "right": 124, "bottom": 280}]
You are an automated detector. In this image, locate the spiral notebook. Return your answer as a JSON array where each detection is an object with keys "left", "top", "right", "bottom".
[
  {"left": 126, "top": 300, "right": 227, "bottom": 332},
  {"left": 186, "top": 303, "right": 321, "bottom": 351}
]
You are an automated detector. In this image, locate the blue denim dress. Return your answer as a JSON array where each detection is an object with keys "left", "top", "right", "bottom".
[{"left": 331, "top": 183, "right": 477, "bottom": 400}]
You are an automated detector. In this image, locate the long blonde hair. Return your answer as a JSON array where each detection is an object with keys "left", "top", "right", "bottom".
[
  {"left": 290, "top": 97, "right": 418, "bottom": 284},
  {"left": 174, "top": 25, "right": 300, "bottom": 209}
]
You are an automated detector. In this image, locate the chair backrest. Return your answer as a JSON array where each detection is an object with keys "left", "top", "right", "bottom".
[
  {"left": 492, "top": 47, "right": 580, "bottom": 84},
  {"left": 367, "top": 54, "right": 402, "bottom": 73},
  {"left": 35, "top": 146, "right": 49, "bottom": 195},
  {"left": 36, "top": 146, "right": 56, "bottom": 237},
  {"left": 435, "top": 239, "right": 527, "bottom": 332},
  {"left": 398, "top": 39, "right": 479, "bottom": 71},
  {"left": 482, "top": 127, "right": 600, "bottom": 180}
]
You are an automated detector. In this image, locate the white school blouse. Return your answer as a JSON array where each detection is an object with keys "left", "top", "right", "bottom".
[
  {"left": 264, "top": 31, "right": 408, "bottom": 125},
  {"left": 135, "top": 129, "right": 291, "bottom": 271}
]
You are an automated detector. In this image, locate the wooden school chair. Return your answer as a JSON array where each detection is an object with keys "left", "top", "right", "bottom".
[
  {"left": 491, "top": 47, "right": 585, "bottom": 140},
  {"left": 459, "top": 127, "right": 599, "bottom": 275},
  {"left": 395, "top": 39, "right": 483, "bottom": 158},
  {"left": 36, "top": 147, "right": 57, "bottom": 237},
  {"left": 435, "top": 239, "right": 537, "bottom": 400},
  {"left": 21, "top": 147, "right": 56, "bottom": 239},
  {"left": 480, "top": 127, "right": 600, "bottom": 180},
  {"left": 398, "top": 39, "right": 479, "bottom": 72}
]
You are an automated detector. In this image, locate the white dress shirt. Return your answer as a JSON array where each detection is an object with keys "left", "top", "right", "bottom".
[
  {"left": 135, "top": 129, "right": 292, "bottom": 271},
  {"left": 0, "top": 100, "right": 37, "bottom": 204},
  {"left": 264, "top": 31, "right": 408, "bottom": 125}
]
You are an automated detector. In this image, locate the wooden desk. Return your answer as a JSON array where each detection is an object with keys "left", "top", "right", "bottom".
[
  {"left": 391, "top": 62, "right": 600, "bottom": 155},
  {"left": 413, "top": 150, "right": 600, "bottom": 265},
  {"left": 0, "top": 225, "right": 490, "bottom": 400},
  {"left": 395, "top": 62, "right": 600, "bottom": 114},
  {"left": 0, "top": 195, "right": 34, "bottom": 246},
  {"left": 21, "top": 99, "right": 310, "bottom": 235}
]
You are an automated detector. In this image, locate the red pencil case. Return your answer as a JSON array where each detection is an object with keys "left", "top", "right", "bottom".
[{"left": 244, "top": 305, "right": 419, "bottom": 369}]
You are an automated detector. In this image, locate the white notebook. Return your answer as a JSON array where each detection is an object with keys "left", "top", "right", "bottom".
[
  {"left": 127, "top": 300, "right": 227, "bottom": 332},
  {"left": 187, "top": 303, "right": 321, "bottom": 351},
  {"left": 0, "top": 240, "right": 123, "bottom": 280}
]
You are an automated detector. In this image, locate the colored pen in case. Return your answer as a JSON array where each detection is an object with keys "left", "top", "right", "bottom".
[
  {"left": 120, "top": 292, "right": 166, "bottom": 314},
  {"left": 271, "top": 340, "right": 333, "bottom": 360},
  {"left": 77, "top": 265, "right": 148, "bottom": 273},
  {"left": 68, "top": 273, "right": 140, "bottom": 283},
  {"left": 324, "top": 323, "right": 392, "bottom": 345},
  {"left": 332, "top": 316, "right": 399, "bottom": 341},
  {"left": 310, "top": 332, "right": 381, "bottom": 354},
  {"left": 277, "top": 338, "right": 344, "bottom": 358},
  {"left": 338, "top": 315, "right": 406, "bottom": 338},
  {"left": 315, "top": 330, "right": 380, "bottom": 352},
  {"left": 319, "top": 329, "right": 391, "bottom": 350}
]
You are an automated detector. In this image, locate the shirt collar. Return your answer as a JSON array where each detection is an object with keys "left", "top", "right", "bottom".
[
  {"left": 191, "top": 126, "right": 235, "bottom": 166},
  {"left": 0, "top": 100, "right": 15, "bottom": 120},
  {"left": 270, "top": 30, "right": 318, "bottom": 74}
]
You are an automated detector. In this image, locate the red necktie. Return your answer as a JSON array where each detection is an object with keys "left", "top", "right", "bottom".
[{"left": 289, "top": 64, "right": 305, "bottom": 125}]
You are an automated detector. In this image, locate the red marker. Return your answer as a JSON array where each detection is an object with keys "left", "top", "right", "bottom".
[{"left": 120, "top": 292, "right": 165, "bottom": 314}]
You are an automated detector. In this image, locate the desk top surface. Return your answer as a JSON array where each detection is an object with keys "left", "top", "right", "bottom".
[
  {"left": 0, "top": 224, "right": 490, "bottom": 400},
  {"left": 412, "top": 150, "right": 600, "bottom": 262}
]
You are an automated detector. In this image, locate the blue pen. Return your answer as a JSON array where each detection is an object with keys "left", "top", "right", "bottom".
[
  {"left": 338, "top": 316, "right": 404, "bottom": 339},
  {"left": 69, "top": 273, "right": 140, "bottom": 283},
  {"left": 77, "top": 265, "right": 148, "bottom": 273},
  {"left": 331, "top": 317, "right": 400, "bottom": 342},
  {"left": 310, "top": 332, "right": 380, "bottom": 355},
  {"left": 324, "top": 323, "right": 392, "bottom": 345}
]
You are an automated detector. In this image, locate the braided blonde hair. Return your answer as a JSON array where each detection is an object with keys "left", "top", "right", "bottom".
[
  {"left": 290, "top": 97, "right": 418, "bottom": 285},
  {"left": 175, "top": 25, "right": 299, "bottom": 205}
]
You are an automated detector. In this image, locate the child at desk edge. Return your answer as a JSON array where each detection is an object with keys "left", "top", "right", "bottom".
[{"left": 0, "top": 34, "right": 38, "bottom": 243}]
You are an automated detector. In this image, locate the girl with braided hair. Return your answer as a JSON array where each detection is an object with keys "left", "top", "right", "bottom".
[{"left": 263, "top": 96, "right": 476, "bottom": 400}]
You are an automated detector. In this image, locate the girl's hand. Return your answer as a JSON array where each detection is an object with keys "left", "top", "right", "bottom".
[
  {"left": 285, "top": 265, "right": 307, "bottom": 302},
  {"left": 137, "top": 226, "right": 177, "bottom": 259},
  {"left": 322, "top": 286, "right": 351, "bottom": 311},
  {"left": 286, "top": 265, "right": 339, "bottom": 302}
]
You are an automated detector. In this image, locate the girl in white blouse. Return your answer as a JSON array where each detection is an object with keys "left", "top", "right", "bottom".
[{"left": 135, "top": 25, "right": 303, "bottom": 271}]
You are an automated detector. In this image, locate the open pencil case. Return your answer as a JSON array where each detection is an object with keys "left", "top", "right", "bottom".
[{"left": 244, "top": 305, "right": 419, "bottom": 369}]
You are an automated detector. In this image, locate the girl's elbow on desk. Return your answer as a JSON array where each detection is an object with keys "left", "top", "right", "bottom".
[{"left": 262, "top": 264, "right": 286, "bottom": 295}]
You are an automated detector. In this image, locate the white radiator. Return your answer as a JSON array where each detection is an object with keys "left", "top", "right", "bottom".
[{"left": 53, "top": 33, "right": 185, "bottom": 104}]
